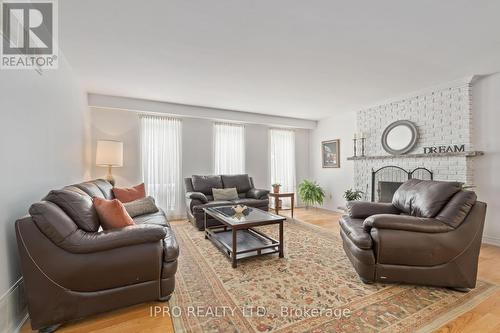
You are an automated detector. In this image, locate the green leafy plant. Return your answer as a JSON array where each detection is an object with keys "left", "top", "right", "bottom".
[
  {"left": 271, "top": 183, "right": 281, "bottom": 187},
  {"left": 343, "top": 189, "right": 363, "bottom": 201},
  {"left": 298, "top": 180, "right": 325, "bottom": 208}
]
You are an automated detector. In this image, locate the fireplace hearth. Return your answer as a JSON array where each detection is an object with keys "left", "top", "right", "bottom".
[{"left": 371, "top": 166, "right": 433, "bottom": 202}]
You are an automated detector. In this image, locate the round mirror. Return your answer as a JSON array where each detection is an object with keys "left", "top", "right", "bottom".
[{"left": 381, "top": 120, "right": 418, "bottom": 155}]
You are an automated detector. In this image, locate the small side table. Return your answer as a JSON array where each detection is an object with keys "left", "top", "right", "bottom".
[{"left": 269, "top": 192, "right": 295, "bottom": 218}]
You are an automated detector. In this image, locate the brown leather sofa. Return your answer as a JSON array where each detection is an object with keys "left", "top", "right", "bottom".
[
  {"left": 15, "top": 179, "right": 179, "bottom": 333},
  {"left": 340, "top": 179, "right": 486, "bottom": 289},
  {"left": 185, "top": 174, "right": 269, "bottom": 230}
]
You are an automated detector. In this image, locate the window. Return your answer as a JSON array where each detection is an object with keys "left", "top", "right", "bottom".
[
  {"left": 269, "top": 128, "right": 296, "bottom": 195},
  {"left": 213, "top": 122, "right": 245, "bottom": 174},
  {"left": 140, "top": 115, "right": 182, "bottom": 218}
]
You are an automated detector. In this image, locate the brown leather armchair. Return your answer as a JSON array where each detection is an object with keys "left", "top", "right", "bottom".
[
  {"left": 340, "top": 179, "right": 486, "bottom": 289},
  {"left": 16, "top": 180, "right": 179, "bottom": 333}
]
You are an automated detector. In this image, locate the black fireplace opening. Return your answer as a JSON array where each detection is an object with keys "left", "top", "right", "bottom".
[{"left": 371, "top": 166, "right": 433, "bottom": 202}]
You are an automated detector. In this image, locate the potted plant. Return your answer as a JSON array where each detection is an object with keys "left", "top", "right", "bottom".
[
  {"left": 343, "top": 189, "right": 363, "bottom": 202},
  {"left": 298, "top": 180, "right": 325, "bottom": 208},
  {"left": 272, "top": 183, "right": 281, "bottom": 193}
]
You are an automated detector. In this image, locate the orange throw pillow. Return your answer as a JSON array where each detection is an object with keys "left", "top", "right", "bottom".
[
  {"left": 112, "top": 183, "right": 146, "bottom": 203},
  {"left": 93, "top": 197, "right": 134, "bottom": 230}
]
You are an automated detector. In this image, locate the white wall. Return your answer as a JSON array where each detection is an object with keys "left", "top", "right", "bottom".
[
  {"left": 472, "top": 73, "right": 500, "bottom": 246},
  {"left": 0, "top": 58, "right": 89, "bottom": 332},
  {"left": 355, "top": 81, "right": 473, "bottom": 200},
  {"left": 88, "top": 94, "right": 317, "bottom": 129},
  {"left": 310, "top": 76, "right": 500, "bottom": 246},
  {"left": 90, "top": 107, "right": 311, "bottom": 212},
  {"left": 309, "top": 112, "right": 356, "bottom": 211}
]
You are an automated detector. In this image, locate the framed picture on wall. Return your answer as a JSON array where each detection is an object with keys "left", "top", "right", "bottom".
[{"left": 322, "top": 139, "right": 340, "bottom": 168}]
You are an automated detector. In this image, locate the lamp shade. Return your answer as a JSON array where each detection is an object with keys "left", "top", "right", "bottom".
[{"left": 96, "top": 140, "right": 123, "bottom": 167}]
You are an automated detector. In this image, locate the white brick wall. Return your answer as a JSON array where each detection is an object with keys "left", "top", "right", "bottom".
[{"left": 354, "top": 82, "right": 473, "bottom": 199}]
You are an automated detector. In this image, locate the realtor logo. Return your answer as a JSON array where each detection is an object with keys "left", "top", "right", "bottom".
[{"left": 1, "top": 0, "right": 58, "bottom": 69}]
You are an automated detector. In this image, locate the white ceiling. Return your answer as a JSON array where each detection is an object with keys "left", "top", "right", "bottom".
[{"left": 60, "top": 0, "right": 500, "bottom": 120}]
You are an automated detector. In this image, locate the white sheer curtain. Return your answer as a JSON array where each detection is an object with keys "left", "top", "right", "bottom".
[
  {"left": 270, "top": 128, "right": 296, "bottom": 196},
  {"left": 213, "top": 122, "right": 245, "bottom": 174},
  {"left": 140, "top": 115, "right": 183, "bottom": 218}
]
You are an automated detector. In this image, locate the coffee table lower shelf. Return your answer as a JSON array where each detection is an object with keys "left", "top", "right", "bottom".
[{"left": 205, "top": 226, "right": 281, "bottom": 267}]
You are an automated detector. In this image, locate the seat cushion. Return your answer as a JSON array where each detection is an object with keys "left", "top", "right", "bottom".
[
  {"left": 339, "top": 216, "right": 373, "bottom": 250},
  {"left": 133, "top": 209, "right": 169, "bottom": 227},
  {"left": 192, "top": 200, "right": 234, "bottom": 213},
  {"left": 221, "top": 174, "right": 252, "bottom": 193},
  {"left": 231, "top": 198, "right": 269, "bottom": 207},
  {"left": 392, "top": 179, "right": 462, "bottom": 218},
  {"left": 192, "top": 175, "right": 223, "bottom": 195},
  {"left": 132, "top": 210, "right": 178, "bottom": 262}
]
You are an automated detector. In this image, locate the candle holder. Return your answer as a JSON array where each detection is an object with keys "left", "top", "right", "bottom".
[
  {"left": 353, "top": 138, "right": 358, "bottom": 157},
  {"left": 361, "top": 137, "right": 366, "bottom": 157}
]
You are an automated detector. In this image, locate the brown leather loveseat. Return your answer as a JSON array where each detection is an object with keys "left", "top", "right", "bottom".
[
  {"left": 185, "top": 174, "right": 269, "bottom": 230},
  {"left": 340, "top": 179, "right": 486, "bottom": 289},
  {"left": 15, "top": 179, "right": 179, "bottom": 333}
]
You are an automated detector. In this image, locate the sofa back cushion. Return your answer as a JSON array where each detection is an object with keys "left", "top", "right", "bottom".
[
  {"left": 44, "top": 188, "right": 100, "bottom": 232},
  {"left": 392, "top": 179, "right": 461, "bottom": 218},
  {"left": 192, "top": 175, "right": 223, "bottom": 195},
  {"left": 436, "top": 190, "right": 477, "bottom": 228},
  {"left": 184, "top": 177, "right": 195, "bottom": 192},
  {"left": 93, "top": 179, "right": 114, "bottom": 199},
  {"left": 29, "top": 201, "right": 78, "bottom": 244},
  {"left": 221, "top": 174, "right": 252, "bottom": 193},
  {"left": 74, "top": 181, "right": 105, "bottom": 199},
  {"left": 212, "top": 188, "right": 239, "bottom": 201}
]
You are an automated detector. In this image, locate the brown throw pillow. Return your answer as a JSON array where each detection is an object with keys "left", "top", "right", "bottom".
[
  {"left": 112, "top": 183, "right": 146, "bottom": 203},
  {"left": 93, "top": 197, "right": 134, "bottom": 230},
  {"left": 123, "top": 196, "right": 159, "bottom": 218}
]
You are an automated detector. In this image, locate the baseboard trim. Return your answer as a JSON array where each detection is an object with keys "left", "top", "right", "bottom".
[
  {"left": 482, "top": 235, "right": 500, "bottom": 247},
  {"left": 13, "top": 313, "right": 29, "bottom": 333},
  {"left": 0, "top": 277, "right": 28, "bottom": 333},
  {"left": 0, "top": 277, "right": 22, "bottom": 301}
]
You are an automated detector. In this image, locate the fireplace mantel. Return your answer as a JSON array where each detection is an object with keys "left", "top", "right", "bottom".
[{"left": 347, "top": 151, "right": 484, "bottom": 161}]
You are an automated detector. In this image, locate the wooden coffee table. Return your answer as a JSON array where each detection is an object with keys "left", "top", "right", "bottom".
[{"left": 203, "top": 206, "right": 286, "bottom": 268}]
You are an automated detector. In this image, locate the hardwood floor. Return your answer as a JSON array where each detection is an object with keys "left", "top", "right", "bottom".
[{"left": 21, "top": 207, "right": 500, "bottom": 333}]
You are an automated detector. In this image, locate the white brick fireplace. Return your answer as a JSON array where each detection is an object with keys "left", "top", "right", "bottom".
[{"left": 352, "top": 78, "right": 479, "bottom": 200}]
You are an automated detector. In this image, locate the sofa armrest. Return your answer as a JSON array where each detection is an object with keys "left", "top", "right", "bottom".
[
  {"left": 247, "top": 188, "right": 270, "bottom": 200},
  {"left": 59, "top": 224, "right": 167, "bottom": 254},
  {"left": 363, "top": 214, "right": 453, "bottom": 233},
  {"left": 347, "top": 201, "right": 400, "bottom": 219},
  {"left": 185, "top": 191, "right": 208, "bottom": 203}
]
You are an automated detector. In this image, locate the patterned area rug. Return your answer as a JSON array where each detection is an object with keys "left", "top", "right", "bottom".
[{"left": 169, "top": 219, "right": 496, "bottom": 333}]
